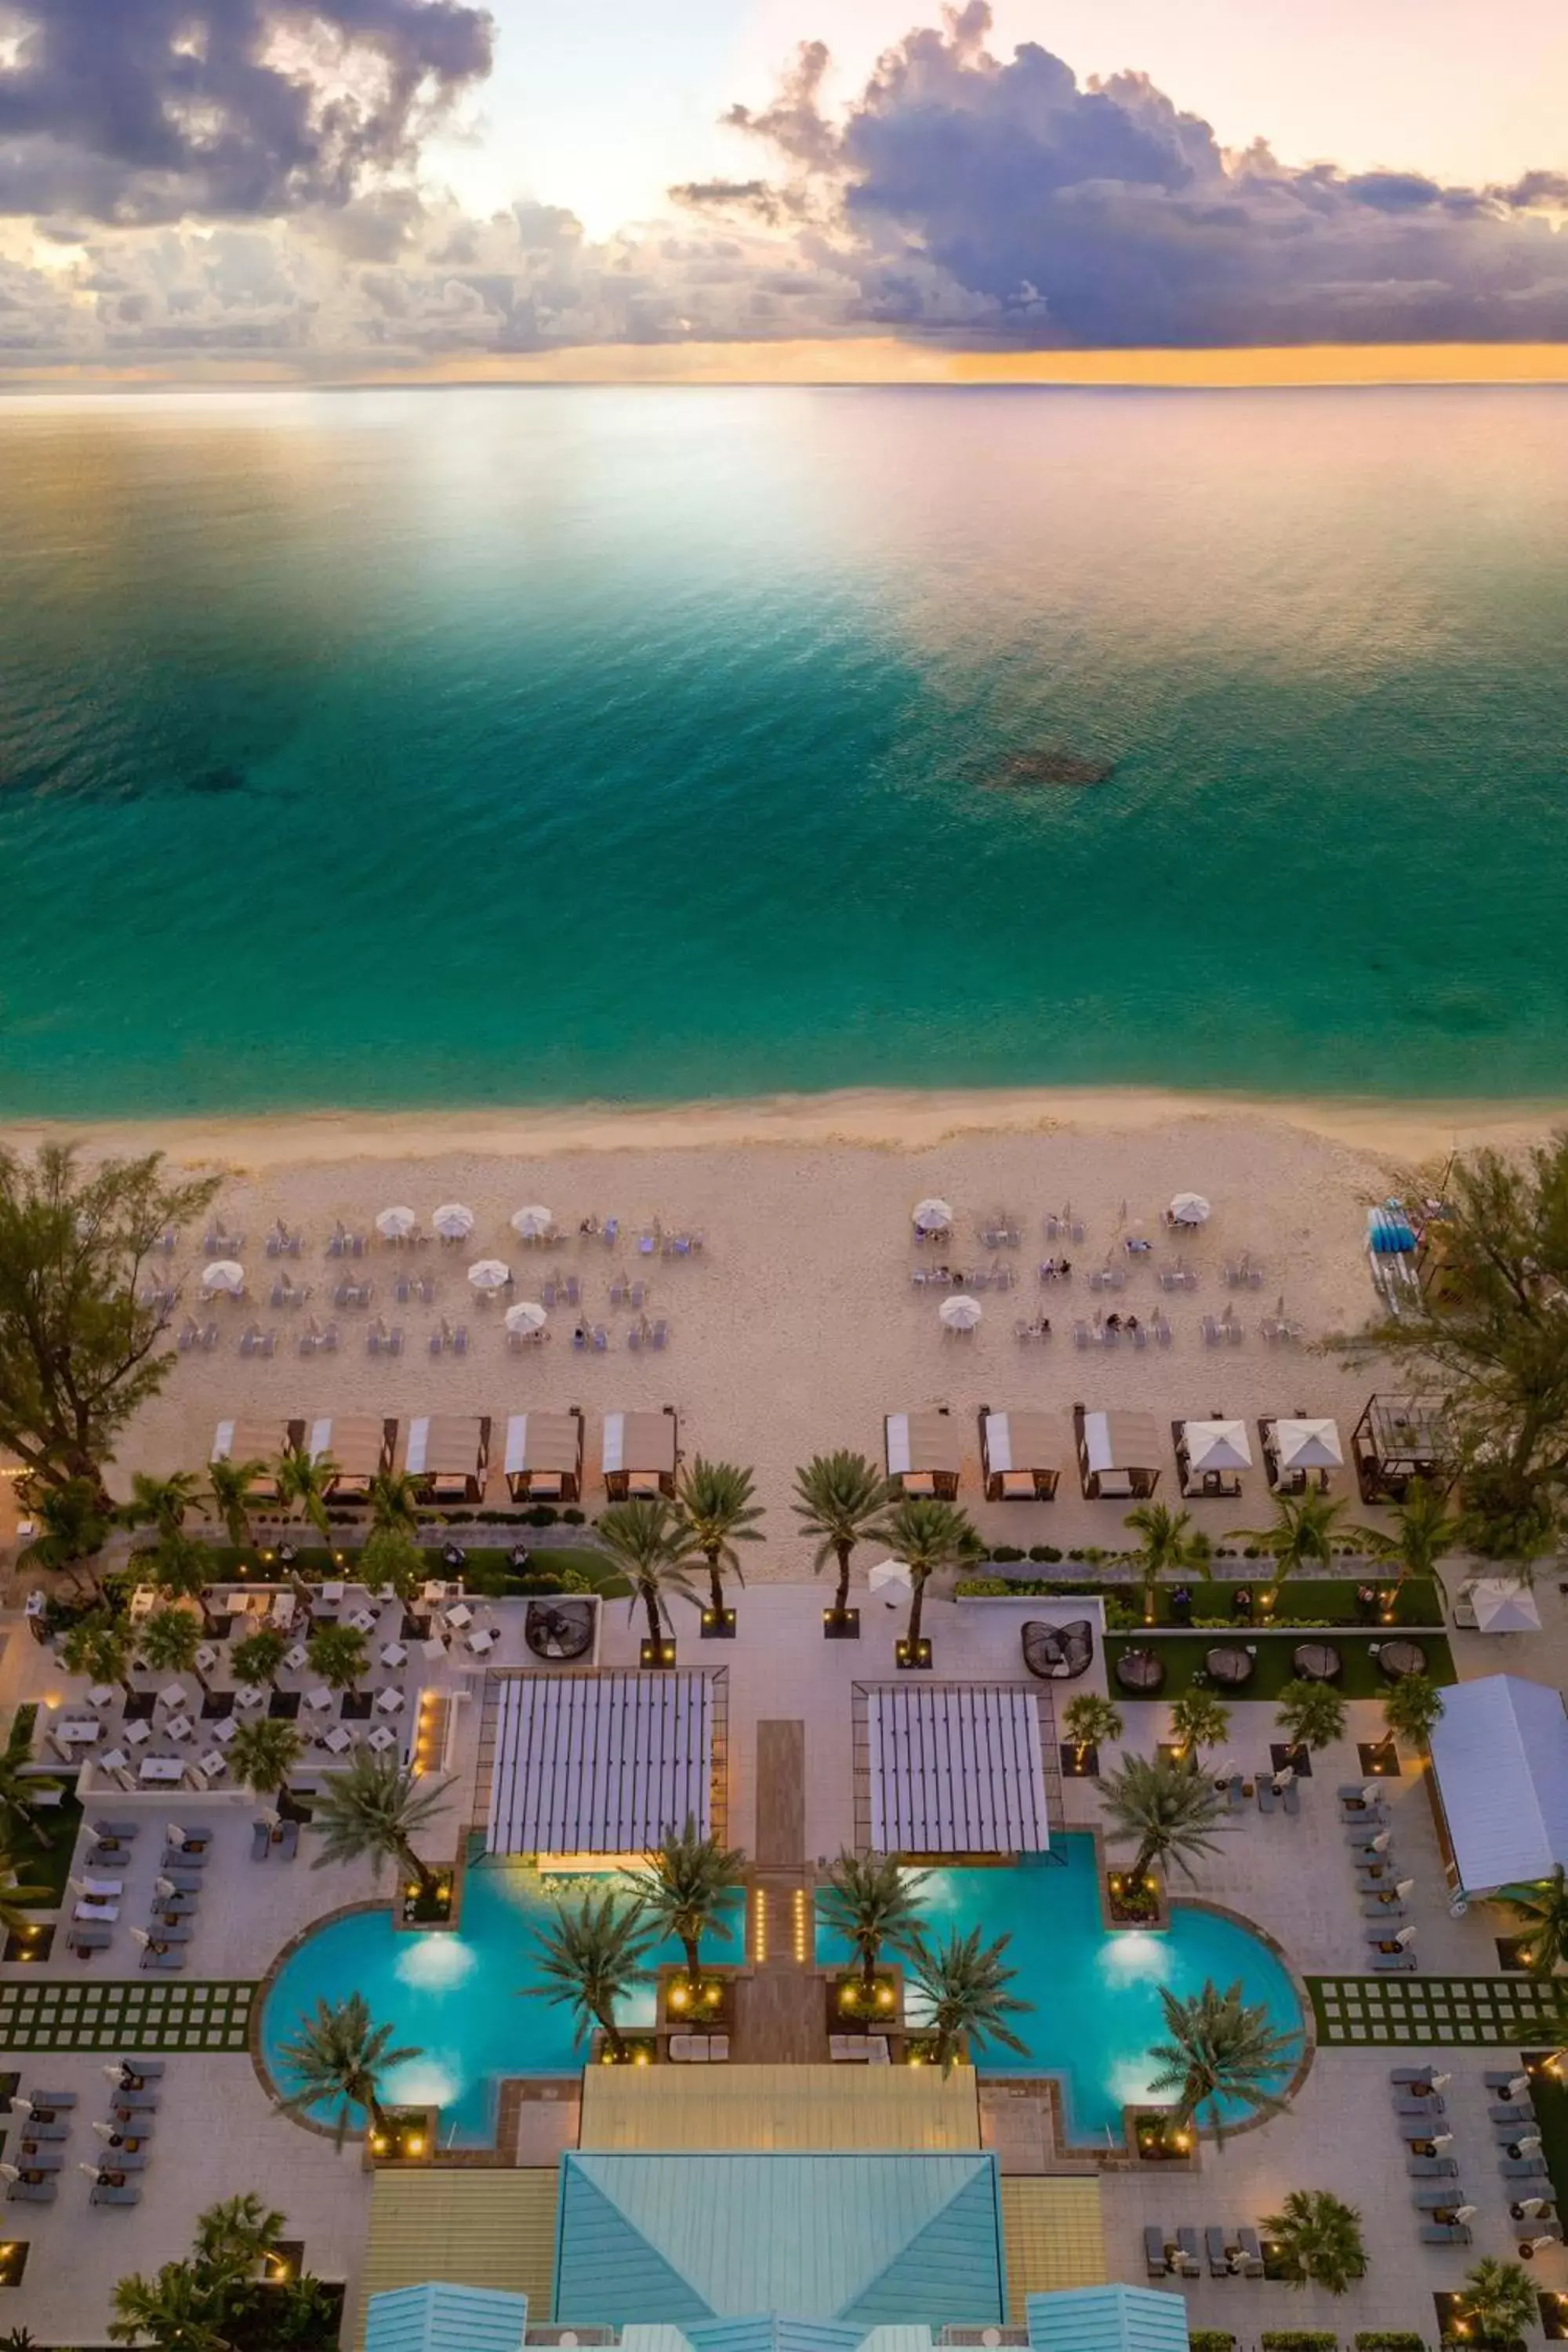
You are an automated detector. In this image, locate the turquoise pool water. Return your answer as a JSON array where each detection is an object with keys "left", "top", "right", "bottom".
[
  {"left": 263, "top": 1837, "right": 1299, "bottom": 2147},
  {"left": 814, "top": 1838, "right": 1302, "bottom": 2142}
]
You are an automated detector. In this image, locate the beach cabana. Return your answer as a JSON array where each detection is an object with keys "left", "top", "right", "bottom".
[
  {"left": 1260, "top": 1414, "right": 1344, "bottom": 1494},
  {"left": 400, "top": 1414, "right": 492, "bottom": 1503},
  {"left": 503, "top": 1410, "right": 585, "bottom": 1501},
  {"left": 980, "top": 1409, "right": 1065, "bottom": 1501},
  {"left": 1073, "top": 1406, "right": 1162, "bottom": 1501},
  {"left": 1428, "top": 1675, "right": 1568, "bottom": 1900},
  {"left": 1174, "top": 1417, "right": 1252, "bottom": 1501},
  {"left": 884, "top": 1408, "right": 961, "bottom": 1499},
  {"left": 601, "top": 1408, "right": 678, "bottom": 1500},
  {"left": 1352, "top": 1394, "right": 1449, "bottom": 1504},
  {"left": 307, "top": 1415, "right": 396, "bottom": 1498},
  {"left": 209, "top": 1418, "right": 302, "bottom": 1499}
]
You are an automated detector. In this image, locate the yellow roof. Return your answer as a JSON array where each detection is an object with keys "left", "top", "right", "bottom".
[
  {"left": 579, "top": 2061, "right": 981, "bottom": 2152},
  {"left": 1000, "top": 2178, "right": 1107, "bottom": 2317},
  {"left": 357, "top": 2170, "right": 557, "bottom": 2348}
]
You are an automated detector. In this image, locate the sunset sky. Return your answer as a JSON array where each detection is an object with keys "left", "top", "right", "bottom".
[{"left": 2, "top": 0, "right": 1567, "bottom": 379}]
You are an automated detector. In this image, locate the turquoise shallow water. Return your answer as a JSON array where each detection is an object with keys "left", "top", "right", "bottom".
[
  {"left": 2, "top": 386, "right": 1567, "bottom": 1116},
  {"left": 260, "top": 1842, "right": 1299, "bottom": 2144}
]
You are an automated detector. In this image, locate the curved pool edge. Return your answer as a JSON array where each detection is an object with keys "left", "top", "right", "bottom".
[
  {"left": 252, "top": 1896, "right": 392, "bottom": 2143},
  {"left": 1166, "top": 1893, "right": 1316, "bottom": 2139}
]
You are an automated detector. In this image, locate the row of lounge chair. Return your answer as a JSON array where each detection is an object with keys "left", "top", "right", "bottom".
[
  {"left": 2, "top": 2062, "right": 160, "bottom": 2205},
  {"left": 1145, "top": 2225, "right": 1264, "bottom": 2279},
  {"left": 1342, "top": 1790, "right": 1419, "bottom": 1969},
  {"left": 1391, "top": 2067, "right": 1559, "bottom": 2249}
]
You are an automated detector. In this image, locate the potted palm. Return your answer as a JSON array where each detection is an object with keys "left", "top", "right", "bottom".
[
  {"left": 274, "top": 1990, "right": 426, "bottom": 2160},
  {"left": 817, "top": 1849, "right": 927, "bottom": 2027},
  {"left": 1125, "top": 1502, "right": 1210, "bottom": 1624},
  {"left": 631, "top": 1816, "right": 746, "bottom": 2027},
  {"left": 531, "top": 1892, "right": 657, "bottom": 2064},
  {"left": 1273, "top": 1677, "right": 1348, "bottom": 1777},
  {"left": 793, "top": 1451, "right": 895, "bottom": 1639},
  {"left": 1099, "top": 1751, "right": 1223, "bottom": 1921},
  {"left": 307, "top": 1749, "right": 453, "bottom": 1922},
  {"left": 596, "top": 1499, "right": 701, "bottom": 1668},
  {"left": 1061, "top": 1692, "right": 1123, "bottom": 1778},
  {"left": 903, "top": 1926, "right": 1032, "bottom": 2073},
  {"left": 677, "top": 1457, "right": 764, "bottom": 1639},
  {"left": 884, "top": 1494, "right": 982, "bottom": 1670}
]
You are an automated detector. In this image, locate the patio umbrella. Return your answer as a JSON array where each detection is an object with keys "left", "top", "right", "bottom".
[
  {"left": 1168, "top": 1192, "right": 1211, "bottom": 1225},
  {"left": 866, "top": 1558, "right": 913, "bottom": 1595},
  {"left": 375, "top": 1206, "right": 417, "bottom": 1240},
  {"left": 433, "top": 1203, "right": 474, "bottom": 1240},
  {"left": 510, "top": 1206, "right": 554, "bottom": 1239},
  {"left": 1274, "top": 1417, "right": 1343, "bottom": 1472},
  {"left": 466, "top": 1259, "right": 511, "bottom": 1293},
  {"left": 912, "top": 1198, "right": 953, "bottom": 1233},
  {"left": 1469, "top": 1577, "right": 1541, "bottom": 1633},
  {"left": 201, "top": 1261, "right": 245, "bottom": 1295},
  {"left": 939, "top": 1294, "right": 983, "bottom": 1330},
  {"left": 1183, "top": 1419, "right": 1252, "bottom": 1473},
  {"left": 504, "top": 1300, "right": 548, "bottom": 1334}
]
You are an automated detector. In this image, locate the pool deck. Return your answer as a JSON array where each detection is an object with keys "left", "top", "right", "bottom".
[{"left": 2, "top": 1576, "right": 1566, "bottom": 2343}]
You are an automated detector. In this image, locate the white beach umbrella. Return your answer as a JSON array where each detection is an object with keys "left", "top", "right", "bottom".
[
  {"left": 1182, "top": 1418, "right": 1252, "bottom": 1473},
  {"left": 466, "top": 1258, "right": 511, "bottom": 1293},
  {"left": 912, "top": 1198, "right": 953, "bottom": 1234},
  {"left": 866, "top": 1558, "right": 913, "bottom": 1594},
  {"left": 504, "top": 1300, "right": 548, "bottom": 1334},
  {"left": 510, "top": 1206, "right": 554, "bottom": 1240},
  {"left": 433, "top": 1202, "right": 475, "bottom": 1241},
  {"left": 1168, "top": 1192, "right": 1211, "bottom": 1226},
  {"left": 1275, "top": 1417, "right": 1344, "bottom": 1472},
  {"left": 1469, "top": 1577, "right": 1541, "bottom": 1634},
  {"left": 201, "top": 1261, "right": 245, "bottom": 1295},
  {"left": 939, "top": 1294, "right": 983, "bottom": 1331},
  {"left": 375, "top": 1206, "right": 417, "bottom": 1240}
]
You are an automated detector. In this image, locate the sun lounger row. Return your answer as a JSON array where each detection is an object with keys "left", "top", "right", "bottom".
[{"left": 1145, "top": 2226, "right": 1264, "bottom": 2279}]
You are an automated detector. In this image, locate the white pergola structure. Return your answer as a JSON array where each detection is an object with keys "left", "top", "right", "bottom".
[
  {"left": 1429, "top": 1674, "right": 1568, "bottom": 1900},
  {"left": 865, "top": 1684, "right": 1051, "bottom": 1857},
  {"left": 485, "top": 1671, "right": 714, "bottom": 1865}
]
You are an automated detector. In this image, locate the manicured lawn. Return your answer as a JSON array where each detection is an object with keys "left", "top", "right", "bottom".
[
  {"left": 1105, "top": 1629, "right": 1457, "bottom": 1702},
  {"left": 194, "top": 1541, "right": 629, "bottom": 1600}
]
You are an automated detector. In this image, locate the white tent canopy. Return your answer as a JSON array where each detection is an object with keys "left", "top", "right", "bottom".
[
  {"left": 1275, "top": 1417, "right": 1344, "bottom": 1472},
  {"left": 1429, "top": 1675, "right": 1568, "bottom": 1896},
  {"left": 1181, "top": 1418, "right": 1253, "bottom": 1473},
  {"left": 1468, "top": 1579, "right": 1543, "bottom": 1635}
]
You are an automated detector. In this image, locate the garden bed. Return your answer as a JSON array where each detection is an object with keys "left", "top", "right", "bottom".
[
  {"left": 958, "top": 1574, "right": 1443, "bottom": 1628},
  {"left": 128, "top": 1542, "right": 629, "bottom": 1602},
  {"left": 1105, "top": 1630, "right": 1457, "bottom": 1702}
]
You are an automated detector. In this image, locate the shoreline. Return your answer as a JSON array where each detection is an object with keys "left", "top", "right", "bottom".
[{"left": 5, "top": 1081, "right": 1567, "bottom": 1171}]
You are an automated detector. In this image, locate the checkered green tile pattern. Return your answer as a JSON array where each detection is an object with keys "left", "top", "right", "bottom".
[
  {"left": 0, "top": 1980, "right": 256, "bottom": 2053},
  {"left": 1308, "top": 1974, "right": 1565, "bottom": 2048}
]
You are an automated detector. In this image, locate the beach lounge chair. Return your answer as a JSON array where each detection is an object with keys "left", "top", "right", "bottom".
[
  {"left": 1144, "top": 2228, "right": 1168, "bottom": 2278},
  {"left": 1206, "top": 2227, "right": 1232, "bottom": 2278},
  {"left": 1500, "top": 2155, "right": 1548, "bottom": 2179},
  {"left": 1422, "top": 2222, "right": 1472, "bottom": 2246},
  {"left": 1394, "top": 2090, "right": 1443, "bottom": 2116},
  {"left": 1490, "top": 2103, "right": 1534, "bottom": 2125},
  {"left": 1173, "top": 2229, "right": 1202, "bottom": 2277},
  {"left": 114, "top": 2061, "right": 164, "bottom": 2085},
  {"left": 6, "top": 2180, "right": 56, "bottom": 2203},
  {"left": 1152, "top": 1312, "right": 1172, "bottom": 1345},
  {"left": 1279, "top": 1777, "right": 1301, "bottom": 1816},
  {"left": 1233, "top": 2229, "right": 1265, "bottom": 2278},
  {"left": 91, "top": 2181, "right": 142, "bottom": 2205},
  {"left": 139, "top": 1947, "right": 186, "bottom": 1972},
  {"left": 67, "top": 1925, "right": 114, "bottom": 1956},
  {"left": 1407, "top": 2154, "right": 1457, "bottom": 2176},
  {"left": 1392, "top": 2067, "right": 1439, "bottom": 2086},
  {"left": 1374, "top": 1948, "right": 1417, "bottom": 1972},
  {"left": 91, "top": 1820, "right": 138, "bottom": 1846},
  {"left": 1413, "top": 2187, "right": 1467, "bottom": 2209},
  {"left": 1487, "top": 2071, "right": 1532, "bottom": 2092},
  {"left": 1257, "top": 1777, "right": 1276, "bottom": 1813},
  {"left": 16, "top": 2119, "right": 68, "bottom": 2142}
]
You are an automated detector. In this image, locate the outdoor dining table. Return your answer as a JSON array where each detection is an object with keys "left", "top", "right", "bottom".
[
  {"left": 54, "top": 1719, "right": 102, "bottom": 1746},
  {"left": 366, "top": 1726, "right": 397, "bottom": 1755},
  {"left": 233, "top": 1685, "right": 266, "bottom": 1711},
  {"left": 375, "top": 1688, "right": 405, "bottom": 1715},
  {"left": 379, "top": 1642, "right": 408, "bottom": 1671},
  {"left": 1377, "top": 1639, "right": 1428, "bottom": 1682},
  {"left": 1205, "top": 1644, "right": 1255, "bottom": 1688},
  {"left": 348, "top": 1609, "right": 379, "bottom": 1635},
  {"left": 74, "top": 1898, "right": 119, "bottom": 1922},
  {"left": 1292, "top": 1642, "right": 1343, "bottom": 1682},
  {"left": 87, "top": 1685, "right": 119, "bottom": 1711},
  {"left": 138, "top": 1756, "right": 185, "bottom": 1785}
]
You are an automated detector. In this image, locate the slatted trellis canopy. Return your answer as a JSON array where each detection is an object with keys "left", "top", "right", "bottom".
[
  {"left": 487, "top": 1671, "right": 713, "bottom": 1856},
  {"left": 866, "top": 1685, "right": 1049, "bottom": 1854}
]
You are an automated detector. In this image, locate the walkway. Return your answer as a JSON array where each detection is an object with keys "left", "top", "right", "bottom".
[
  {"left": 0, "top": 1976, "right": 256, "bottom": 2053},
  {"left": 732, "top": 1720, "right": 825, "bottom": 2064},
  {"left": 1308, "top": 1973, "right": 1566, "bottom": 2047}
]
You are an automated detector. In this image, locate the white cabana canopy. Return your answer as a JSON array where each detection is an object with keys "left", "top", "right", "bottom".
[
  {"left": 1429, "top": 1675, "right": 1568, "bottom": 1897},
  {"left": 1275, "top": 1416, "right": 1344, "bottom": 1471},
  {"left": 1468, "top": 1579, "right": 1543, "bottom": 1635},
  {"left": 1182, "top": 1418, "right": 1253, "bottom": 1473}
]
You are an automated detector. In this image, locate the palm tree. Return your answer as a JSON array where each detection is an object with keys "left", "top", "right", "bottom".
[
  {"left": 1125, "top": 1502, "right": 1210, "bottom": 1624},
  {"left": 226, "top": 1719, "right": 306, "bottom": 1800},
  {"left": 531, "top": 1891, "right": 656, "bottom": 2062},
  {"left": 192, "top": 2191, "right": 287, "bottom": 2287},
  {"left": 1101, "top": 1752, "right": 1224, "bottom": 1885},
  {"left": 1275, "top": 1679, "right": 1348, "bottom": 1755},
  {"left": 109, "top": 2262, "right": 231, "bottom": 2351},
  {"left": 1148, "top": 1977, "right": 1300, "bottom": 2143},
  {"left": 905, "top": 1926, "right": 1032, "bottom": 2074},
  {"left": 1062, "top": 1693, "right": 1123, "bottom": 1764},
  {"left": 122, "top": 1469, "right": 201, "bottom": 1540},
  {"left": 1457, "top": 2256, "right": 1539, "bottom": 2347},
  {"left": 60, "top": 1610, "right": 136, "bottom": 1697},
  {"left": 274, "top": 1991, "right": 419, "bottom": 2147},
  {"left": 817, "top": 1850, "right": 928, "bottom": 1994},
  {"left": 1258, "top": 2189, "right": 1367, "bottom": 2294},
  {"left": 0, "top": 1714, "right": 60, "bottom": 1849},
  {"left": 1382, "top": 1672, "right": 1445, "bottom": 1752},
  {"left": 793, "top": 1450, "right": 895, "bottom": 1620},
  {"left": 884, "top": 1494, "right": 982, "bottom": 1657},
  {"left": 1371, "top": 1478, "right": 1462, "bottom": 1599},
  {"left": 596, "top": 1499, "right": 703, "bottom": 1655},
  {"left": 276, "top": 1451, "right": 336, "bottom": 1544},
  {"left": 1229, "top": 1491, "right": 1381, "bottom": 1585},
  {"left": 0, "top": 1836, "right": 49, "bottom": 1935},
  {"left": 306, "top": 1623, "right": 368, "bottom": 1693},
  {"left": 17, "top": 1475, "right": 110, "bottom": 1592},
  {"left": 1167, "top": 1689, "right": 1232, "bottom": 1766},
  {"left": 206, "top": 1457, "right": 267, "bottom": 1552},
  {"left": 359, "top": 1525, "right": 426, "bottom": 1603},
  {"left": 307, "top": 1750, "right": 451, "bottom": 1901},
  {"left": 229, "top": 1628, "right": 288, "bottom": 1694},
  {"left": 631, "top": 1816, "right": 745, "bottom": 1991},
  {"left": 148, "top": 1528, "right": 214, "bottom": 1601},
  {"left": 137, "top": 1604, "right": 204, "bottom": 1686},
  {"left": 1496, "top": 1863, "right": 1568, "bottom": 1980},
  {"left": 367, "top": 1470, "right": 423, "bottom": 1534},
  {"left": 677, "top": 1457, "right": 764, "bottom": 1621}
]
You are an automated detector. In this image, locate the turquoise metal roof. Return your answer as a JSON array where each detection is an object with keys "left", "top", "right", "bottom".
[
  {"left": 554, "top": 2154, "right": 1004, "bottom": 2328},
  {"left": 365, "top": 2282, "right": 528, "bottom": 2352},
  {"left": 1027, "top": 2287, "right": 1190, "bottom": 2352}
]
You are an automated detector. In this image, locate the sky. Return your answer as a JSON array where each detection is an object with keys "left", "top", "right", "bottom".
[{"left": 2, "top": 0, "right": 1567, "bottom": 379}]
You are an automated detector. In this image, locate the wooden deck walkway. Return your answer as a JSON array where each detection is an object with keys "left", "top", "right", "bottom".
[{"left": 732, "top": 1719, "right": 826, "bottom": 2064}]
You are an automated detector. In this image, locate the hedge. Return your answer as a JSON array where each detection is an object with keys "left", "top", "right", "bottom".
[
  {"left": 1355, "top": 2335, "right": 1429, "bottom": 2350},
  {"left": 1261, "top": 2335, "right": 1338, "bottom": 2352},
  {"left": 1189, "top": 2335, "right": 1236, "bottom": 2352}
]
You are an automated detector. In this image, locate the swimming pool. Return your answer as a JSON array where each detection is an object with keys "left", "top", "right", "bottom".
[
  {"left": 815, "top": 1836, "right": 1303, "bottom": 2141},
  {"left": 261, "top": 1836, "right": 1301, "bottom": 2149}
]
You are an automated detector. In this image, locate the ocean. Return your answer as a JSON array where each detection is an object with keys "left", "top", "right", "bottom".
[{"left": 1, "top": 383, "right": 1565, "bottom": 1118}]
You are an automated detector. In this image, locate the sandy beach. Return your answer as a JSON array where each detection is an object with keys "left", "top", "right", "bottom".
[{"left": 9, "top": 1086, "right": 1555, "bottom": 1570}]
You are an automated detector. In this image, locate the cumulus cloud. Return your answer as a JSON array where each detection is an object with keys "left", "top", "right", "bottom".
[{"left": 0, "top": 0, "right": 493, "bottom": 224}]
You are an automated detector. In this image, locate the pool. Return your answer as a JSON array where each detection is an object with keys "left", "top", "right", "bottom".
[
  {"left": 815, "top": 1836, "right": 1302, "bottom": 2143},
  {"left": 261, "top": 1861, "right": 740, "bottom": 2146}
]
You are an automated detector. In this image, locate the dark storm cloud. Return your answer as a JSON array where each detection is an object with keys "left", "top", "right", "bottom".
[{"left": 0, "top": 0, "right": 493, "bottom": 223}]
